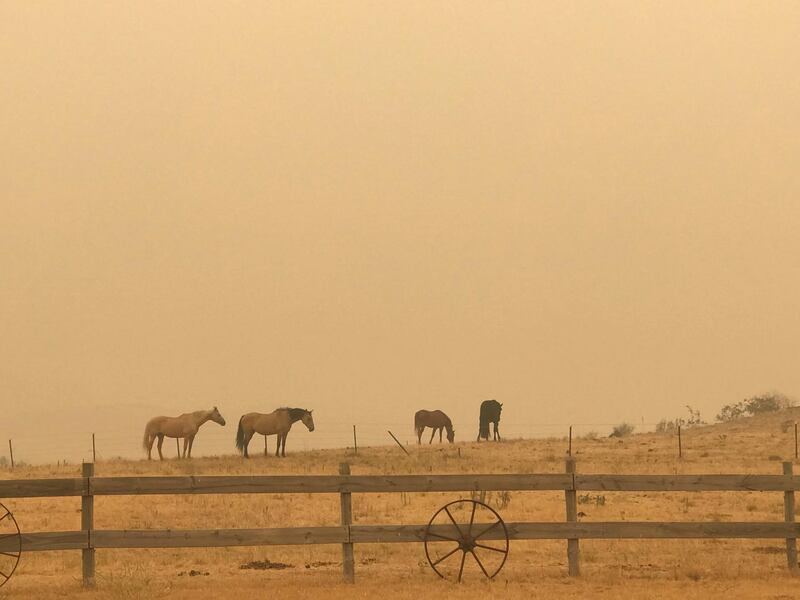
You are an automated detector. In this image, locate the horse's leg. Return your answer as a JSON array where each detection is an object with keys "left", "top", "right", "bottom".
[
  {"left": 281, "top": 433, "right": 287, "bottom": 457},
  {"left": 416, "top": 428, "right": 422, "bottom": 445},
  {"left": 494, "top": 422, "right": 500, "bottom": 441},
  {"left": 429, "top": 428, "right": 436, "bottom": 444},
  {"left": 157, "top": 434, "right": 165, "bottom": 460},
  {"left": 187, "top": 435, "right": 195, "bottom": 458},
  {"left": 439, "top": 427, "right": 443, "bottom": 443},
  {"left": 146, "top": 434, "right": 154, "bottom": 460}
]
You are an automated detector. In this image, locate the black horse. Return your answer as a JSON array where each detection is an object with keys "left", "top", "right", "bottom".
[{"left": 477, "top": 399, "right": 502, "bottom": 441}]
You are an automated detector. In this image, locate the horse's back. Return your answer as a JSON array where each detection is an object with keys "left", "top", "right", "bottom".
[
  {"left": 146, "top": 416, "right": 169, "bottom": 430},
  {"left": 416, "top": 409, "right": 449, "bottom": 428},
  {"left": 244, "top": 409, "right": 289, "bottom": 434}
]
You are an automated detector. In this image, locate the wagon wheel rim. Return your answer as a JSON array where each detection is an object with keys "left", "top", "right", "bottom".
[
  {"left": 0, "top": 502, "right": 21, "bottom": 588},
  {"left": 423, "top": 499, "right": 509, "bottom": 582}
]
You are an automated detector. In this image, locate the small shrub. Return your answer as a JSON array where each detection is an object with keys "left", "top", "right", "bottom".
[
  {"left": 656, "top": 406, "right": 705, "bottom": 433},
  {"left": 578, "top": 493, "right": 606, "bottom": 506},
  {"left": 493, "top": 491, "right": 511, "bottom": 510},
  {"left": 609, "top": 422, "right": 635, "bottom": 438},
  {"left": 582, "top": 430, "right": 598, "bottom": 440}
]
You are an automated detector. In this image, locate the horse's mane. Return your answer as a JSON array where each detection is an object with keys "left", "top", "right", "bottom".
[{"left": 286, "top": 407, "right": 309, "bottom": 421}]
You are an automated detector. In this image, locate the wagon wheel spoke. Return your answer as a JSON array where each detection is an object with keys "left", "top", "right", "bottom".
[
  {"left": 472, "top": 519, "right": 501, "bottom": 540},
  {"left": 426, "top": 531, "right": 462, "bottom": 543},
  {"left": 443, "top": 507, "right": 464, "bottom": 539},
  {"left": 467, "top": 501, "right": 477, "bottom": 537},
  {"left": 0, "top": 551, "right": 19, "bottom": 559},
  {"left": 474, "top": 542, "right": 506, "bottom": 553},
  {"left": 0, "top": 512, "right": 9, "bottom": 523},
  {"left": 0, "top": 569, "right": 9, "bottom": 581},
  {"left": 456, "top": 549, "right": 467, "bottom": 582},
  {"left": 430, "top": 544, "right": 462, "bottom": 567},
  {"left": 470, "top": 550, "right": 491, "bottom": 578}
]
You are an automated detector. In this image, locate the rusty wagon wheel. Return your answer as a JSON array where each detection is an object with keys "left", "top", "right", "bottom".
[
  {"left": 0, "top": 502, "right": 21, "bottom": 588},
  {"left": 423, "top": 499, "right": 509, "bottom": 582}
]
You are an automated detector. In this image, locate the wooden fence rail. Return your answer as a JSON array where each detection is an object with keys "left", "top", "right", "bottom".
[
  {"left": 1, "top": 459, "right": 799, "bottom": 585},
  {"left": 5, "top": 473, "right": 800, "bottom": 499}
]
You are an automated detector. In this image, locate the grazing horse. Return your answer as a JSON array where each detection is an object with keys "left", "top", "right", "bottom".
[
  {"left": 414, "top": 410, "right": 455, "bottom": 444},
  {"left": 235, "top": 408, "right": 315, "bottom": 458},
  {"left": 143, "top": 406, "right": 226, "bottom": 460},
  {"left": 477, "top": 400, "right": 502, "bottom": 441}
]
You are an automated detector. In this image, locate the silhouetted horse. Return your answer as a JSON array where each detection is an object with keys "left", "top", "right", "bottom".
[
  {"left": 477, "top": 400, "right": 502, "bottom": 441},
  {"left": 414, "top": 410, "right": 455, "bottom": 444}
]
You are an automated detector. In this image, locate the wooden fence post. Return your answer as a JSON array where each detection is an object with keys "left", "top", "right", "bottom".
[
  {"left": 565, "top": 456, "right": 580, "bottom": 576},
  {"left": 784, "top": 461, "right": 798, "bottom": 574},
  {"left": 678, "top": 425, "right": 682, "bottom": 459},
  {"left": 568, "top": 426, "right": 572, "bottom": 456},
  {"left": 264, "top": 435, "right": 268, "bottom": 457},
  {"left": 339, "top": 462, "right": 355, "bottom": 583},
  {"left": 82, "top": 462, "right": 95, "bottom": 586},
  {"left": 92, "top": 434, "right": 96, "bottom": 463}
]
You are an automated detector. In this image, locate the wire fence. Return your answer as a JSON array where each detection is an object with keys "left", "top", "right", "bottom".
[{"left": 3, "top": 418, "right": 792, "bottom": 467}]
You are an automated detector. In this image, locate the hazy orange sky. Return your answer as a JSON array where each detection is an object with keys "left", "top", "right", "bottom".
[{"left": 2, "top": 2, "right": 799, "bottom": 461}]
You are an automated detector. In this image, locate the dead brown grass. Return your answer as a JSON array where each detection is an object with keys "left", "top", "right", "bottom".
[{"left": 5, "top": 410, "right": 800, "bottom": 598}]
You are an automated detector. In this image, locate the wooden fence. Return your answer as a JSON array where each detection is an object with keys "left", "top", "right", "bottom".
[{"left": 1, "top": 458, "right": 799, "bottom": 585}]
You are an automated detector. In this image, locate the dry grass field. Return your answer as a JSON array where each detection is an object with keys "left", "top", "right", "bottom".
[{"left": 4, "top": 411, "right": 800, "bottom": 599}]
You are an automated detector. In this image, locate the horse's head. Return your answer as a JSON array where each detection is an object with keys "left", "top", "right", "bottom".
[
  {"left": 301, "top": 409, "right": 315, "bottom": 432},
  {"left": 447, "top": 428, "right": 455, "bottom": 443},
  {"left": 210, "top": 406, "right": 226, "bottom": 426}
]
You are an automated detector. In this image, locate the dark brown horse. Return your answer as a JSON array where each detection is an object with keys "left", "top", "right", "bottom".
[
  {"left": 414, "top": 410, "right": 455, "bottom": 444},
  {"left": 477, "top": 400, "right": 502, "bottom": 441}
]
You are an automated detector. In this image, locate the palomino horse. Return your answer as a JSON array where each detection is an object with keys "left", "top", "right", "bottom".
[
  {"left": 235, "top": 408, "right": 315, "bottom": 458},
  {"left": 142, "top": 407, "right": 226, "bottom": 460},
  {"left": 477, "top": 399, "right": 502, "bottom": 441},
  {"left": 414, "top": 409, "right": 455, "bottom": 444}
]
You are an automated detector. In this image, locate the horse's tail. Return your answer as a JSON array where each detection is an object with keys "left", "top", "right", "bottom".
[
  {"left": 413, "top": 411, "right": 422, "bottom": 434},
  {"left": 235, "top": 416, "right": 246, "bottom": 454},
  {"left": 142, "top": 422, "right": 153, "bottom": 452}
]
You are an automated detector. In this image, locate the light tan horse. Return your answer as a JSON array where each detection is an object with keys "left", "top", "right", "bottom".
[
  {"left": 235, "top": 408, "right": 314, "bottom": 458},
  {"left": 142, "top": 407, "right": 226, "bottom": 460},
  {"left": 414, "top": 409, "right": 455, "bottom": 444}
]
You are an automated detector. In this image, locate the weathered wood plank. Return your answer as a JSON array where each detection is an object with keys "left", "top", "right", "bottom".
[
  {"left": 90, "top": 474, "right": 573, "bottom": 495},
  {"left": 351, "top": 522, "right": 800, "bottom": 542},
  {"left": 92, "top": 527, "right": 349, "bottom": 548},
  {"left": 575, "top": 474, "right": 800, "bottom": 492},
  {"left": 0, "top": 531, "right": 88, "bottom": 552},
  {"left": 8, "top": 522, "right": 800, "bottom": 552},
  {"left": 0, "top": 478, "right": 87, "bottom": 498},
  {"left": 3, "top": 473, "right": 799, "bottom": 500}
]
